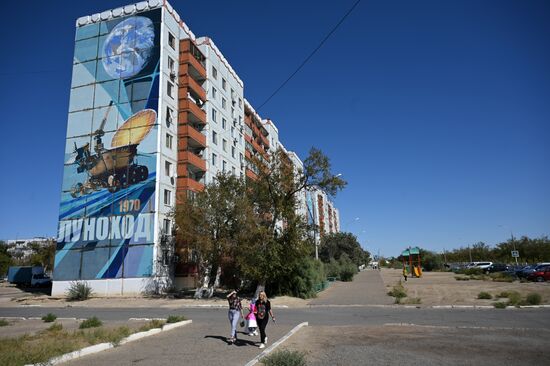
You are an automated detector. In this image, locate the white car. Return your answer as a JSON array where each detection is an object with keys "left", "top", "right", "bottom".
[{"left": 466, "top": 262, "right": 493, "bottom": 270}]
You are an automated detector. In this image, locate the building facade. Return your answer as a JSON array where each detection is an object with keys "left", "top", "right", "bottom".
[{"left": 53, "top": 0, "right": 339, "bottom": 296}]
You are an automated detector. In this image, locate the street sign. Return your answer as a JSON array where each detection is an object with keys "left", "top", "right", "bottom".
[{"left": 511, "top": 250, "right": 519, "bottom": 258}]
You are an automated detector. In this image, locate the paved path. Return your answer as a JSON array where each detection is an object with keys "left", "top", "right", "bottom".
[
  {"left": 309, "top": 269, "right": 393, "bottom": 305},
  {"left": 64, "top": 311, "right": 294, "bottom": 366}
]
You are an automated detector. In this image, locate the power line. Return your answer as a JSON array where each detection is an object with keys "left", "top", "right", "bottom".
[{"left": 256, "top": 0, "right": 362, "bottom": 111}]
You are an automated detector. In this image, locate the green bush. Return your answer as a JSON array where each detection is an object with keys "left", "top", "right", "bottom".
[
  {"left": 507, "top": 291, "right": 522, "bottom": 306},
  {"left": 166, "top": 315, "right": 186, "bottom": 323},
  {"left": 477, "top": 292, "right": 492, "bottom": 299},
  {"left": 0, "top": 319, "right": 8, "bottom": 327},
  {"left": 489, "top": 272, "right": 515, "bottom": 282},
  {"left": 268, "top": 257, "right": 325, "bottom": 299},
  {"left": 139, "top": 319, "right": 165, "bottom": 332},
  {"left": 66, "top": 281, "right": 94, "bottom": 301},
  {"left": 388, "top": 282, "right": 407, "bottom": 303},
  {"left": 42, "top": 313, "right": 57, "bottom": 323},
  {"left": 455, "top": 276, "right": 470, "bottom": 281},
  {"left": 496, "top": 291, "right": 510, "bottom": 298},
  {"left": 525, "top": 293, "right": 542, "bottom": 305},
  {"left": 493, "top": 301, "right": 507, "bottom": 309},
  {"left": 79, "top": 317, "right": 102, "bottom": 329},
  {"left": 262, "top": 349, "right": 307, "bottom": 366}
]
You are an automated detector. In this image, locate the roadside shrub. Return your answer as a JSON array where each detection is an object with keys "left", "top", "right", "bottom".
[
  {"left": 496, "top": 291, "right": 510, "bottom": 298},
  {"left": 455, "top": 276, "right": 470, "bottom": 281},
  {"left": 490, "top": 272, "right": 515, "bottom": 282},
  {"left": 525, "top": 293, "right": 542, "bottom": 305},
  {"left": 262, "top": 349, "right": 307, "bottom": 366},
  {"left": 269, "top": 257, "right": 325, "bottom": 299},
  {"left": 493, "top": 301, "right": 507, "bottom": 309},
  {"left": 507, "top": 291, "right": 522, "bottom": 306},
  {"left": 42, "top": 313, "right": 57, "bottom": 323},
  {"left": 47, "top": 322, "right": 63, "bottom": 332},
  {"left": 66, "top": 281, "right": 93, "bottom": 301},
  {"left": 455, "top": 268, "right": 484, "bottom": 276},
  {"left": 79, "top": 316, "right": 102, "bottom": 329},
  {"left": 477, "top": 292, "right": 492, "bottom": 300},
  {"left": 166, "top": 315, "right": 186, "bottom": 323},
  {"left": 139, "top": 319, "right": 165, "bottom": 332},
  {"left": 388, "top": 282, "right": 407, "bottom": 303},
  {"left": 0, "top": 319, "right": 8, "bottom": 327}
]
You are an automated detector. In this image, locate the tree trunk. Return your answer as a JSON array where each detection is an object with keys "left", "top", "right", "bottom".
[
  {"left": 253, "top": 282, "right": 265, "bottom": 301},
  {"left": 194, "top": 262, "right": 211, "bottom": 299}
]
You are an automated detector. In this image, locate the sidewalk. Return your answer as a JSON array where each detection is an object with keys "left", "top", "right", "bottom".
[
  {"left": 64, "top": 311, "right": 297, "bottom": 366},
  {"left": 308, "top": 269, "right": 393, "bottom": 306}
]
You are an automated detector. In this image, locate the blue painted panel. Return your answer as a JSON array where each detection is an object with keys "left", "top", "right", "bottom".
[
  {"left": 74, "top": 37, "right": 99, "bottom": 63},
  {"left": 76, "top": 23, "right": 99, "bottom": 41}
]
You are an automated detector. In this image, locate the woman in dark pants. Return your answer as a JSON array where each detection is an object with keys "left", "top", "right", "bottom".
[{"left": 254, "top": 291, "right": 275, "bottom": 349}]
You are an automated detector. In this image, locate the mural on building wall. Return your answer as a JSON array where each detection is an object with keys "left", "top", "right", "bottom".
[{"left": 55, "top": 9, "right": 162, "bottom": 281}]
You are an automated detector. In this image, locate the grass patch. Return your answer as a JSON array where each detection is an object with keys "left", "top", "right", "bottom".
[
  {"left": 493, "top": 301, "right": 507, "bottom": 309},
  {"left": 66, "top": 281, "right": 93, "bottom": 301},
  {"left": 525, "top": 293, "right": 542, "bottom": 306},
  {"left": 387, "top": 281, "right": 407, "bottom": 303},
  {"left": 46, "top": 322, "right": 63, "bottom": 332},
  {"left": 138, "top": 319, "right": 165, "bottom": 332},
  {"left": 262, "top": 349, "right": 307, "bottom": 366},
  {"left": 477, "top": 292, "right": 492, "bottom": 300},
  {"left": 42, "top": 313, "right": 57, "bottom": 323},
  {"left": 166, "top": 315, "right": 186, "bottom": 323},
  {"left": 402, "top": 297, "right": 422, "bottom": 304},
  {"left": 496, "top": 291, "right": 511, "bottom": 298},
  {"left": 0, "top": 319, "right": 9, "bottom": 327},
  {"left": 506, "top": 291, "right": 522, "bottom": 306},
  {"left": 79, "top": 317, "right": 102, "bottom": 329},
  {"left": 455, "top": 276, "right": 470, "bottom": 281},
  {"left": 489, "top": 273, "right": 515, "bottom": 282},
  {"left": 0, "top": 325, "right": 132, "bottom": 365}
]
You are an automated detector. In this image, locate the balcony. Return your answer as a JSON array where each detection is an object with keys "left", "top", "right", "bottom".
[
  {"left": 179, "top": 125, "right": 206, "bottom": 148},
  {"left": 179, "top": 151, "right": 206, "bottom": 173},
  {"left": 177, "top": 177, "right": 205, "bottom": 193},
  {"left": 179, "top": 52, "right": 206, "bottom": 81},
  {"left": 245, "top": 168, "right": 258, "bottom": 181},
  {"left": 179, "top": 99, "right": 206, "bottom": 124},
  {"left": 179, "top": 76, "right": 206, "bottom": 103}
]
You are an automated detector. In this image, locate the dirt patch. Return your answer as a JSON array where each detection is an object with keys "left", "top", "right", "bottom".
[{"left": 381, "top": 268, "right": 550, "bottom": 306}]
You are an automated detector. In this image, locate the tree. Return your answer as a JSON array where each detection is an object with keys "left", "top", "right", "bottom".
[
  {"left": 241, "top": 147, "right": 346, "bottom": 296},
  {"left": 173, "top": 173, "right": 252, "bottom": 297},
  {"left": 319, "top": 232, "right": 370, "bottom": 266},
  {"left": 28, "top": 240, "right": 56, "bottom": 272},
  {"left": 0, "top": 241, "right": 13, "bottom": 276}
]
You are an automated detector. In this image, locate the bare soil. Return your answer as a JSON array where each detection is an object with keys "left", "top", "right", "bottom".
[{"left": 380, "top": 268, "right": 550, "bottom": 306}]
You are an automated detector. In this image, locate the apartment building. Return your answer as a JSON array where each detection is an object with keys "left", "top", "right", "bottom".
[{"left": 54, "top": 0, "right": 340, "bottom": 295}]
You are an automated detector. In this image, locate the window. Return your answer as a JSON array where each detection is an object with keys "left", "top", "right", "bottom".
[
  {"left": 212, "top": 131, "right": 218, "bottom": 144},
  {"left": 211, "top": 108, "right": 217, "bottom": 122},
  {"left": 165, "top": 161, "right": 172, "bottom": 176},
  {"left": 167, "top": 81, "right": 174, "bottom": 98},
  {"left": 238, "top": 98, "right": 242, "bottom": 109},
  {"left": 231, "top": 145, "right": 235, "bottom": 158},
  {"left": 212, "top": 66, "right": 218, "bottom": 79},
  {"left": 222, "top": 160, "right": 227, "bottom": 172},
  {"left": 163, "top": 219, "right": 171, "bottom": 234},
  {"left": 231, "top": 107, "right": 235, "bottom": 118},
  {"left": 222, "top": 139, "right": 227, "bottom": 152},
  {"left": 239, "top": 153, "right": 243, "bottom": 162},
  {"left": 167, "top": 56, "right": 175, "bottom": 73},
  {"left": 212, "top": 153, "right": 217, "bottom": 166},
  {"left": 222, "top": 78, "right": 227, "bottom": 90},
  {"left": 164, "top": 189, "right": 172, "bottom": 206},
  {"left": 166, "top": 106, "right": 174, "bottom": 126},
  {"left": 166, "top": 133, "right": 173, "bottom": 149},
  {"left": 222, "top": 118, "right": 226, "bottom": 130},
  {"left": 222, "top": 98, "right": 226, "bottom": 109},
  {"left": 231, "top": 166, "right": 236, "bottom": 175},
  {"left": 212, "top": 87, "right": 217, "bottom": 99},
  {"left": 168, "top": 32, "right": 175, "bottom": 49},
  {"left": 231, "top": 126, "right": 235, "bottom": 138}
]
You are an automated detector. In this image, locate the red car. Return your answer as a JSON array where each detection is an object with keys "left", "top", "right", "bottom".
[{"left": 527, "top": 265, "right": 550, "bottom": 282}]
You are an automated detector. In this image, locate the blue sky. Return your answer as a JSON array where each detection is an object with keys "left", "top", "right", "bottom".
[{"left": 0, "top": 0, "right": 548, "bottom": 257}]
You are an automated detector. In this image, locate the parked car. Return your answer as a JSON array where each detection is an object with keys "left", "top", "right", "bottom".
[
  {"left": 486, "top": 263, "right": 510, "bottom": 273},
  {"left": 526, "top": 265, "right": 550, "bottom": 282},
  {"left": 516, "top": 265, "right": 536, "bottom": 278},
  {"left": 466, "top": 262, "right": 493, "bottom": 270}
]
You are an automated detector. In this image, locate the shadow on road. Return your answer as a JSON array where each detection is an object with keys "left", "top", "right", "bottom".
[{"left": 204, "top": 335, "right": 258, "bottom": 347}]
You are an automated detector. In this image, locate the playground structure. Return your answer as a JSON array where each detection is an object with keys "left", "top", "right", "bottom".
[{"left": 401, "top": 246, "right": 422, "bottom": 278}]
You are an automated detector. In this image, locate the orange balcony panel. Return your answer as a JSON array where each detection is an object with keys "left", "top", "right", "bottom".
[
  {"left": 176, "top": 162, "right": 190, "bottom": 178},
  {"left": 179, "top": 151, "right": 206, "bottom": 172},
  {"left": 177, "top": 177, "right": 204, "bottom": 192},
  {"left": 179, "top": 52, "right": 206, "bottom": 79},
  {"left": 244, "top": 134, "right": 253, "bottom": 144},
  {"left": 180, "top": 76, "right": 206, "bottom": 102},
  {"left": 179, "top": 125, "right": 206, "bottom": 147},
  {"left": 179, "top": 100, "right": 206, "bottom": 123},
  {"left": 246, "top": 168, "right": 258, "bottom": 181},
  {"left": 245, "top": 149, "right": 251, "bottom": 160}
]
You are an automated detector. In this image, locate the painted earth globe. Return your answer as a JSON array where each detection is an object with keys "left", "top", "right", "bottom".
[{"left": 102, "top": 16, "right": 155, "bottom": 79}]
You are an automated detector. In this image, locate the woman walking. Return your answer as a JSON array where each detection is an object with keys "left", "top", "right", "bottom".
[
  {"left": 226, "top": 290, "right": 244, "bottom": 344},
  {"left": 254, "top": 291, "right": 275, "bottom": 349}
]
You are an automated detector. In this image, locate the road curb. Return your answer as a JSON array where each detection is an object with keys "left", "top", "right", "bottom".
[
  {"left": 244, "top": 322, "right": 309, "bottom": 366},
  {"left": 25, "top": 320, "right": 192, "bottom": 366}
]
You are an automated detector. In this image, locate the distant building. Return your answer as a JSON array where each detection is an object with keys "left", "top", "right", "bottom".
[{"left": 5, "top": 237, "right": 55, "bottom": 260}]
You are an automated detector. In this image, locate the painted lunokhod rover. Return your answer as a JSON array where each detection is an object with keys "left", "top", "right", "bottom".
[{"left": 69, "top": 102, "right": 156, "bottom": 197}]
